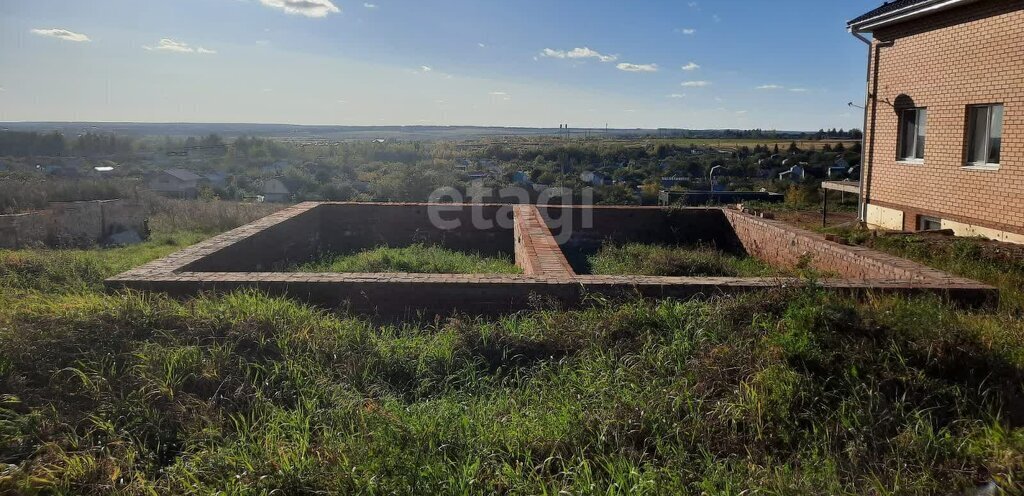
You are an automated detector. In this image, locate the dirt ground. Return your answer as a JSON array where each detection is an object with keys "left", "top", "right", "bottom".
[{"left": 769, "top": 209, "right": 858, "bottom": 231}]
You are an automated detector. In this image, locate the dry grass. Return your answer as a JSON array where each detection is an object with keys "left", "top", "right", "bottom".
[
  {"left": 145, "top": 196, "right": 284, "bottom": 234},
  {"left": 0, "top": 178, "right": 142, "bottom": 214}
]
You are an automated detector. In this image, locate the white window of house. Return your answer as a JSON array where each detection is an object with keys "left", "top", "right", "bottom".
[
  {"left": 966, "top": 104, "right": 1003, "bottom": 167},
  {"left": 898, "top": 108, "right": 927, "bottom": 161}
]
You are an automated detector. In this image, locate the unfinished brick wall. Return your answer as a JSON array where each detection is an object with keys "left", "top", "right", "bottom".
[
  {"left": 319, "top": 202, "right": 514, "bottom": 257},
  {"left": 513, "top": 205, "right": 575, "bottom": 277},
  {"left": 107, "top": 203, "right": 998, "bottom": 315},
  {"left": 537, "top": 206, "right": 742, "bottom": 252},
  {"left": 862, "top": 0, "right": 1023, "bottom": 234},
  {"left": 723, "top": 209, "right": 956, "bottom": 281},
  {"left": 180, "top": 203, "right": 323, "bottom": 272}
]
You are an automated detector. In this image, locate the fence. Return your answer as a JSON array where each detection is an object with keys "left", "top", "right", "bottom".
[{"left": 0, "top": 199, "right": 147, "bottom": 249}]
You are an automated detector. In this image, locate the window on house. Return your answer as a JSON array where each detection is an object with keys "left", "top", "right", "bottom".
[
  {"left": 898, "top": 108, "right": 926, "bottom": 161},
  {"left": 918, "top": 216, "right": 942, "bottom": 231},
  {"left": 966, "top": 104, "right": 1003, "bottom": 166}
]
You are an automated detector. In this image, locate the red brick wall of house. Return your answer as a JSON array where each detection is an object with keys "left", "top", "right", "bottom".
[{"left": 862, "top": 0, "right": 1024, "bottom": 233}]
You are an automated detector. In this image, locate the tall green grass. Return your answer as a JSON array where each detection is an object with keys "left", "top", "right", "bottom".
[
  {"left": 0, "top": 231, "right": 207, "bottom": 292},
  {"left": 0, "top": 226, "right": 1021, "bottom": 494},
  {"left": 293, "top": 244, "right": 521, "bottom": 274},
  {"left": 0, "top": 288, "right": 1020, "bottom": 493},
  {"left": 587, "top": 243, "right": 778, "bottom": 277}
]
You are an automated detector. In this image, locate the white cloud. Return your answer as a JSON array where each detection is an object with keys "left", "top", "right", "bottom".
[
  {"left": 667, "top": 93, "right": 685, "bottom": 98},
  {"left": 681, "top": 80, "right": 710, "bottom": 87},
  {"left": 30, "top": 28, "right": 90, "bottom": 42},
  {"left": 688, "top": 2, "right": 699, "bottom": 7},
  {"left": 616, "top": 62, "right": 658, "bottom": 72},
  {"left": 540, "top": 47, "right": 617, "bottom": 63},
  {"left": 681, "top": 62, "right": 700, "bottom": 71},
  {"left": 756, "top": 84, "right": 783, "bottom": 90},
  {"left": 143, "top": 39, "right": 216, "bottom": 54},
  {"left": 676, "top": 28, "right": 696, "bottom": 35},
  {"left": 259, "top": 0, "right": 340, "bottom": 18},
  {"left": 488, "top": 91, "right": 508, "bottom": 96},
  {"left": 363, "top": 2, "right": 377, "bottom": 7},
  {"left": 712, "top": 14, "right": 721, "bottom": 22},
  {"left": 420, "top": 65, "right": 432, "bottom": 72},
  {"left": 736, "top": 110, "right": 748, "bottom": 115},
  {"left": 478, "top": 42, "right": 486, "bottom": 48},
  {"left": 789, "top": 88, "right": 808, "bottom": 93}
]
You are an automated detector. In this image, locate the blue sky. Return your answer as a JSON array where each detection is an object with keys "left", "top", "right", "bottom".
[{"left": 0, "top": 0, "right": 881, "bottom": 130}]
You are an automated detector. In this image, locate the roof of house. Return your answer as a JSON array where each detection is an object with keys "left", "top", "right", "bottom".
[
  {"left": 848, "top": 0, "right": 980, "bottom": 31},
  {"left": 162, "top": 168, "right": 202, "bottom": 182},
  {"left": 849, "top": 0, "right": 929, "bottom": 25}
]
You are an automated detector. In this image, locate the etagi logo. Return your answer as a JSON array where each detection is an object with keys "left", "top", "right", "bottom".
[{"left": 427, "top": 182, "right": 593, "bottom": 244}]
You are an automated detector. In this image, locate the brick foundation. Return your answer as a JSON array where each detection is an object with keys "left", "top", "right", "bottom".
[{"left": 106, "top": 202, "right": 997, "bottom": 314}]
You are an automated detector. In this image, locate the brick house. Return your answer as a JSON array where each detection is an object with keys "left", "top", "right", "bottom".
[
  {"left": 147, "top": 168, "right": 202, "bottom": 199},
  {"left": 848, "top": 0, "right": 1023, "bottom": 244}
]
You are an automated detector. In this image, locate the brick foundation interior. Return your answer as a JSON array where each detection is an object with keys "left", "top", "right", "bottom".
[{"left": 106, "top": 202, "right": 997, "bottom": 315}]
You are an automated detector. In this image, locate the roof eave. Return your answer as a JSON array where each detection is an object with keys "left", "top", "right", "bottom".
[{"left": 847, "top": 0, "right": 980, "bottom": 33}]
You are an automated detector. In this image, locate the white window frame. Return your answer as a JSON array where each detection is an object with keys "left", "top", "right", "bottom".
[
  {"left": 897, "top": 108, "right": 927, "bottom": 163},
  {"left": 964, "top": 104, "right": 1004, "bottom": 170}
]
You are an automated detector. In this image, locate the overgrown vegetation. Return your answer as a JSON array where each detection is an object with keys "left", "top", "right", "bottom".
[
  {"left": 0, "top": 221, "right": 1022, "bottom": 493},
  {"left": 0, "top": 231, "right": 207, "bottom": 293},
  {"left": 830, "top": 228, "right": 1024, "bottom": 314},
  {"left": 587, "top": 243, "right": 777, "bottom": 277},
  {"left": 294, "top": 244, "right": 521, "bottom": 274},
  {"left": 146, "top": 197, "right": 284, "bottom": 234},
  {"left": 0, "top": 177, "right": 141, "bottom": 214}
]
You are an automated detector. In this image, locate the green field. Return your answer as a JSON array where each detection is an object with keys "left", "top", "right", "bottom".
[
  {"left": 0, "top": 226, "right": 1021, "bottom": 494},
  {"left": 292, "top": 244, "right": 521, "bottom": 274},
  {"left": 585, "top": 243, "right": 778, "bottom": 277}
]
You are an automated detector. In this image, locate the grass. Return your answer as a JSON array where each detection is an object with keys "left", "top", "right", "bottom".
[
  {"left": 0, "top": 231, "right": 207, "bottom": 293},
  {"left": 146, "top": 196, "right": 284, "bottom": 234},
  {"left": 0, "top": 225, "right": 1022, "bottom": 493},
  {"left": 586, "top": 243, "right": 779, "bottom": 277},
  {"left": 293, "top": 244, "right": 521, "bottom": 274}
]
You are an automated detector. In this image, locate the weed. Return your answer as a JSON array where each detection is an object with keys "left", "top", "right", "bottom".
[{"left": 293, "top": 244, "right": 521, "bottom": 274}]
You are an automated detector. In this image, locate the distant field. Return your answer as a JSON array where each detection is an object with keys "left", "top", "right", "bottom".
[{"left": 646, "top": 137, "right": 859, "bottom": 151}]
